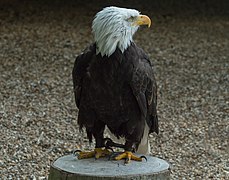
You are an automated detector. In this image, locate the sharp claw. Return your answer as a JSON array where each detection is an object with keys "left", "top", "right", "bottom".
[
  {"left": 107, "top": 146, "right": 114, "bottom": 152},
  {"left": 108, "top": 152, "right": 120, "bottom": 160},
  {"left": 104, "top": 138, "right": 113, "bottom": 148},
  {"left": 75, "top": 150, "right": 82, "bottom": 153},
  {"left": 140, "top": 155, "right": 147, "bottom": 162},
  {"left": 124, "top": 158, "right": 130, "bottom": 164},
  {"left": 73, "top": 149, "right": 82, "bottom": 156}
]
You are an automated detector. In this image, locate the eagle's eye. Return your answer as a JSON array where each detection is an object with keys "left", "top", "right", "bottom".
[{"left": 127, "top": 16, "right": 136, "bottom": 22}]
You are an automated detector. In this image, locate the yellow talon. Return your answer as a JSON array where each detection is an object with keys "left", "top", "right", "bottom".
[
  {"left": 77, "top": 148, "right": 112, "bottom": 159},
  {"left": 78, "top": 151, "right": 95, "bottom": 159},
  {"left": 94, "top": 148, "right": 111, "bottom": 159},
  {"left": 115, "top": 151, "right": 143, "bottom": 163}
]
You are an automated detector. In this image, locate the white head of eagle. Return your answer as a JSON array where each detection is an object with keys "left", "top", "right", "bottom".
[{"left": 92, "top": 6, "right": 151, "bottom": 57}]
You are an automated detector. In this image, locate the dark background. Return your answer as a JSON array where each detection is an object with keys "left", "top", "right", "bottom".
[{"left": 1, "top": 0, "right": 229, "bottom": 20}]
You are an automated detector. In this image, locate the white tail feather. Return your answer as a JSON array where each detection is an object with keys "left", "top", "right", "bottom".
[{"left": 105, "top": 122, "right": 150, "bottom": 154}]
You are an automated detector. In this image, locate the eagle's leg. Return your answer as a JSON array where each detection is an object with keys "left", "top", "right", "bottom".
[
  {"left": 78, "top": 123, "right": 112, "bottom": 159},
  {"left": 93, "top": 136, "right": 112, "bottom": 159},
  {"left": 114, "top": 141, "right": 144, "bottom": 163}
]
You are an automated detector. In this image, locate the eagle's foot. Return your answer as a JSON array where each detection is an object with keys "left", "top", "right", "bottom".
[
  {"left": 114, "top": 151, "right": 145, "bottom": 164},
  {"left": 77, "top": 148, "right": 112, "bottom": 159},
  {"left": 77, "top": 150, "right": 95, "bottom": 159},
  {"left": 94, "top": 147, "right": 112, "bottom": 159}
]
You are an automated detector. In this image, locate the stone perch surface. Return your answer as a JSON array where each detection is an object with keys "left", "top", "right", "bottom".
[{"left": 48, "top": 154, "right": 170, "bottom": 180}]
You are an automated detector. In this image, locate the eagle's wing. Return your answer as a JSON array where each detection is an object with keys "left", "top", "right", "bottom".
[
  {"left": 130, "top": 48, "right": 159, "bottom": 134},
  {"left": 72, "top": 44, "right": 95, "bottom": 108}
]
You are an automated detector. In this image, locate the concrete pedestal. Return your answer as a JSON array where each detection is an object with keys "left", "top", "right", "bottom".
[{"left": 48, "top": 154, "right": 170, "bottom": 180}]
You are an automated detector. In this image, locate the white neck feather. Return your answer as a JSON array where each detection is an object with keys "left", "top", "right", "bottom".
[{"left": 92, "top": 7, "right": 139, "bottom": 57}]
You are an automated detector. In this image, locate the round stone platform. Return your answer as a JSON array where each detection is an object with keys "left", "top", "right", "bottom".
[{"left": 48, "top": 154, "right": 170, "bottom": 180}]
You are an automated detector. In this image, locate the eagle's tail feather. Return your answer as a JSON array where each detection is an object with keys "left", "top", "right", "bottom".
[
  {"left": 152, "top": 115, "right": 159, "bottom": 134},
  {"left": 136, "top": 123, "right": 150, "bottom": 154}
]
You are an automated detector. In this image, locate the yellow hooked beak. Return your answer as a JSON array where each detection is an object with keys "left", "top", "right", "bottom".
[{"left": 133, "top": 15, "right": 151, "bottom": 27}]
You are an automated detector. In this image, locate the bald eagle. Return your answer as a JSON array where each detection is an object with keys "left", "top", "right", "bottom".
[{"left": 72, "top": 6, "right": 158, "bottom": 163}]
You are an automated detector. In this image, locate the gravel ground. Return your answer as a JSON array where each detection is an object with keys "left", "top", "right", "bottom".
[{"left": 0, "top": 1, "right": 228, "bottom": 179}]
